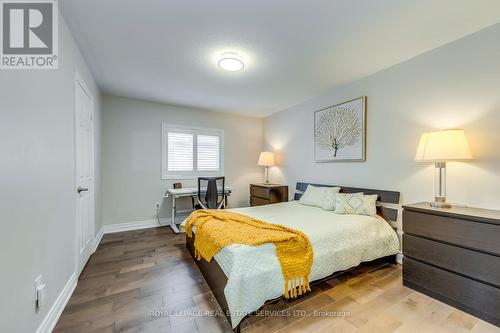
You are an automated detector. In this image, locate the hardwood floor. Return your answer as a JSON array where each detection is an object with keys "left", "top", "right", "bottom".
[{"left": 54, "top": 227, "right": 500, "bottom": 333}]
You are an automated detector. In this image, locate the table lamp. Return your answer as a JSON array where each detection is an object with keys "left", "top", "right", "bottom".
[
  {"left": 415, "top": 129, "right": 472, "bottom": 208},
  {"left": 258, "top": 152, "right": 275, "bottom": 184}
]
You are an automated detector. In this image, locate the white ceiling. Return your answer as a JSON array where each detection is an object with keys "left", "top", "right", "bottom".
[{"left": 60, "top": 0, "right": 500, "bottom": 117}]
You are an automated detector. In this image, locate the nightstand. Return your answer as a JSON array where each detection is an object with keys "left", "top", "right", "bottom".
[
  {"left": 249, "top": 183, "right": 288, "bottom": 206},
  {"left": 402, "top": 202, "right": 500, "bottom": 327}
]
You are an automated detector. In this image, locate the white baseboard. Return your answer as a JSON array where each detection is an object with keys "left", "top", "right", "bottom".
[
  {"left": 93, "top": 227, "right": 104, "bottom": 252},
  {"left": 35, "top": 272, "right": 77, "bottom": 333},
  {"left": 160, "top": 216, "right": 187, "bottom": 225},
  {"left": 34, "top": 225, "right": 108, "bottom": 333},
  {"left": 103, "top": 219, "right": 160, "bottom": 234},
  {"left": 102, "top": 216, "right": 187, "bottom": 235}
]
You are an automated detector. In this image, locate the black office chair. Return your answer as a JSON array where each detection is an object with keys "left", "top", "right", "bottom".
[{"left": 194, "top": 177, "right": 225, "bottom": 210}]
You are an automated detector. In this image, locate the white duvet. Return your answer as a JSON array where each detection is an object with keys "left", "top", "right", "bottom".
[{"left": 183, "top": 201, "right": 399, "bottom": 328}]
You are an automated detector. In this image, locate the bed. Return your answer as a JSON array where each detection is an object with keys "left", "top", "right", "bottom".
[{"left": 184, "top": 182, "right": 401, "bottom": 332}]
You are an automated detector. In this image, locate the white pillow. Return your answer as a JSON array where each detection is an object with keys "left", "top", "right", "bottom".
[
  {"left": 299, "top": 185, "right": 340, "bottom": 210},
  {"left": 321, "top": 187, "right": 342, "bottom": 211},
  {"left": 334, "top": 193, "right": 378, "bottom": 216}
]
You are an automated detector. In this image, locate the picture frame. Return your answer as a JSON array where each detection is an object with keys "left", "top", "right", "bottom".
[{"left": 314, "top": 96, "right": 366, "bottom": 162}]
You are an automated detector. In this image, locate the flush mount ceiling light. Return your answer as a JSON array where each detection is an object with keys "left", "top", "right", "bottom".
[{"left": 218, "top": 52, "right": 244, "bottom": 72}]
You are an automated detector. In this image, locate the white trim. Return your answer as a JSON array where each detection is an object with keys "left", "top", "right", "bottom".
[
  {"left": 161, "top": 174, "right": 225, "bottom": 181},
  {"left": 93, "top": 227, "right": 104, "bottom": 253},
  {"left": 35, "top": 273, "right": 77, "bottom": 333},
  {"left": 74, "top": 70, "right": 96, "bottom": 276},
  {"left": 103, "top": 219, "right": 161, "bottom": 234},
  {"left": 161, "top": 216, "right": 187, "bottom": 226},
  {"left": 35, "top": 223, "right": 103, "bottom": 333},
  {"left": 102, "top": 217, "right": 187, "bottom": 234}
]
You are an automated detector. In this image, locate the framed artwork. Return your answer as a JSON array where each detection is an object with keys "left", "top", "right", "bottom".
[{"left": 314, "top": 96, "right": 366, "bottom": 162}]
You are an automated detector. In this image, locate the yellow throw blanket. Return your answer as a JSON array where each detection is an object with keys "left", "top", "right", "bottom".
[{"left": 185, "top": 209, "right": 313, "bottom": 298}]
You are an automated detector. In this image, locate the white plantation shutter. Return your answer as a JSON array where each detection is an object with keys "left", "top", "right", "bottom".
[
  {"left": 162, "top": 124, "right": 224, "bottom": 179},
  {"left": 197, "top": 135, "right": 220, "bottom": 171},
  {"left": 167, "top": 132, "right": 193, "bottom": 171}
]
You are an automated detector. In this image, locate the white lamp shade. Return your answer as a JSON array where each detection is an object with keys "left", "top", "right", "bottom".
[
  {"left": 258, "top": 152, "right": 275, "bottom": 167},
  {"left": 415, "top": 129, "right": 472, "bottom": 162}
]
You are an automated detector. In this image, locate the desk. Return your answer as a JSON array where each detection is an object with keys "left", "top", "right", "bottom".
[{"left": 163, "top": 187, "right": 232, "bottom": 233}]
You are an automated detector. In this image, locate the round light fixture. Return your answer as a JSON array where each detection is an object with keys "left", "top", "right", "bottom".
[{"left": 218, "top": 52, "right": 244, "bottom": 72}]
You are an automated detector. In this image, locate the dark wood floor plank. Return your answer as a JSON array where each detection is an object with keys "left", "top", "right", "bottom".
[{"left": 54, "top": 226, "right": 497, "bottom": 333}]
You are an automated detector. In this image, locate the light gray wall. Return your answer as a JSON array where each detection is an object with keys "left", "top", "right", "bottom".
[
  {"left": 102, "top": 95, "right": 263, "bottom": 226},
  {"left": 264, "top": 23, "right": 500, "bottom": 211},
  {"left": 0, "top": 15, "right": 102, "bottom": 333}
]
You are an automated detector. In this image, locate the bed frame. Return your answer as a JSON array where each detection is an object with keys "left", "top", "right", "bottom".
[{"left": 186, "top": 182, "right": 401, "bottom": 332}]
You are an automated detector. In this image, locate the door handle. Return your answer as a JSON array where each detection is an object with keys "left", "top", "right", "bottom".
[{"left": 77, "top": 186, "right": 89, "bottom": 193}]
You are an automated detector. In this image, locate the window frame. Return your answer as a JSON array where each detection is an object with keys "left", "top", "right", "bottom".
[{"left": 161, "top": 123, "right": 224, "bottom": 180}]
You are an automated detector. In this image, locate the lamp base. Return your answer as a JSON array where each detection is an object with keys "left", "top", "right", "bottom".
[
  {"left": 430, "top": 201, "right": 452, "bottom": 208},
  {"left": 264, "top": 166, "right": 270, "bottom": 184},
  {"left": 430, "top": 197, "right": 451, "bottom": 209}
]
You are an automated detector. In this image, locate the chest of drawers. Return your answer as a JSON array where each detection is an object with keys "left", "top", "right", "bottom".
[
  {"left": 249, "top": 183, "right": 288, "bottom": 206},
  {"left": 403, "top": 203, "right": 500, "bottom": 327}
]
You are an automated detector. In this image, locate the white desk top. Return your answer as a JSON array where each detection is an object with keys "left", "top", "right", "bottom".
[{"left": 165, "top": 187, "right": 232, "bottom": 197}]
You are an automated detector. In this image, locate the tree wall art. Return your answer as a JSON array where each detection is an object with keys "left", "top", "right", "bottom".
[{"left": 314, "top": 97, "right": 366, "bottom": 162}]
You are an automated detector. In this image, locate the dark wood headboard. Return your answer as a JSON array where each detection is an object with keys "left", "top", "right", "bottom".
[{"left": 294, "top": 182, "right": 401, "bottom": 224}]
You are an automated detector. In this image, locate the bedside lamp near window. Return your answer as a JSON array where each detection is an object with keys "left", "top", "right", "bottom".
[
  {"left": 415, "top": 129, "right": 472, "bottom": 208},
  {"left": 258, "top": 152, "right": 275, "bottom": 184}
]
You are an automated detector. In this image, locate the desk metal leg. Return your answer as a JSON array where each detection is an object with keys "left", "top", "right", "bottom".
[{"left": 170, "top": 196, "right": 180, "bottom": 234}]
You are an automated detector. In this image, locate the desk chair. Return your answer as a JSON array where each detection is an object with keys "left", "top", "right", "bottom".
[{"left": 195, "top": 177, "right": 225, "bottom": 210}]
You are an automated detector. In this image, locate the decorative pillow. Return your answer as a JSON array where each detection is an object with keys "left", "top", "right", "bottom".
[
  {"left": 334, "top": 193, "right": 378, "bottom": 216},
  {"left": 321, "top": 187, "right": 342, "bottom": 211},
  {"left": 299, "top": 185, "right": 340, "bottom": 209}
]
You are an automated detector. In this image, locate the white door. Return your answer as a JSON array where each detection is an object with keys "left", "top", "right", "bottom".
[{"left": 75, "top": 73, "right": 95, "bottom": 275}]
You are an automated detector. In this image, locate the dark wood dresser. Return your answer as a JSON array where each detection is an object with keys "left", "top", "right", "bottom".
[
  {"left": 402, "top": 202, "right": 500, "bottom": 327},
  {"left": 249, "top": 183, "right": 288, "bottom": 206}
]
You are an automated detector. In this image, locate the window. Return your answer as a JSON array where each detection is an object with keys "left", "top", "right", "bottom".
[
  {"left": 197, "top": 135, "right": 220, "bottom": 171},
  {"left": 162, "top": 123, "right": 224, "bottom": 179},
  {"left": 167, "top": 132, "right": 193, "bottom": 171}
]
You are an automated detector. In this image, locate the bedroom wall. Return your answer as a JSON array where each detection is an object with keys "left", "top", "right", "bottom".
[
  {"left": 264, "top": 23, "right": 500, "bottom": 212},
  {"left": 101, "top": 95, "right": 263, "bottom": 226},
  {"left": 0, "top": 14, "right": 102, "bottom": 333}
]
